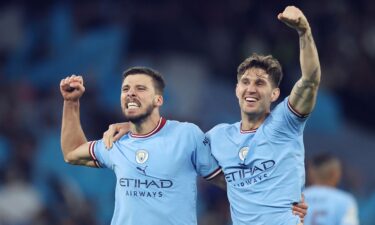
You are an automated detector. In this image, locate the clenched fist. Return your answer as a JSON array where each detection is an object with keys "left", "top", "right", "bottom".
[
  {"left": 60, "top": 75, "right": 85, "bottom": 101},
  {"left": 278, "top": 6, "right": 310, "bottom": 35}
]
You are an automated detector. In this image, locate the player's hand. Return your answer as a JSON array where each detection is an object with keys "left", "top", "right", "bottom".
[
  {"left": 103, "top": 122, "right": 130, "bottom": 149},
  {"left": 278, "top": 6, "right": 310, "bottom": 35},
  {"left": 60, "top": 75, "right": 85, "bottom": 101},
  {"left": 292, "top": 194, "right": 308, "bottom": 223}
]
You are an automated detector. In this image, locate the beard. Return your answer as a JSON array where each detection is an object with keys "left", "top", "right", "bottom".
[
  {"left": 123, "top": 103, "right": 155, "bottom": 125},
  {"left": 240, "top": 100, "right": 271, "bottom": 120}
]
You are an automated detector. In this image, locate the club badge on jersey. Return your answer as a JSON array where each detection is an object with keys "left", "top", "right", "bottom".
[
  {"left": 238, "top": 147, "right": 249, "bottom": 162},
  {"left": 136, "top": 150, "right": 149, "bottom": 164}
]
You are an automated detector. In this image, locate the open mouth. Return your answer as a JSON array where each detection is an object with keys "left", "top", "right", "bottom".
[
  {"left": 245, "top": 97, "right": 258, "bottom": 103},
  {"left": 127, "top": 101, "right": 140, "bottom": 109}
]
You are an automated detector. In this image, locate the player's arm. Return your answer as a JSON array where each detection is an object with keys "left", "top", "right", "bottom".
[
  {"left": 278, "top": 6, "right": 321, "bottom": 116},
  {"left": 60, "top": 75, "right": 97, "bottom": 167},
  {"left": 207, "top": 172, "right": 226, "bottom": 190}
]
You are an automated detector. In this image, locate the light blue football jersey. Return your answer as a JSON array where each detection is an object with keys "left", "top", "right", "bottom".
[
  {"left": 304, "top": 185, "right": 359, "bottom": 225},
  {"left": 89, "top": 118, "right": 221, "bottom": 225},
  {"left": 207, "top": 97, "right": 307, "bottom": 225}
]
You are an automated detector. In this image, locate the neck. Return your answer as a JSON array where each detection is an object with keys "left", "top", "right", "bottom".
[
  {"left": 240, "top": 112, "right": 268, "bottom": 131},
  {"left": 130, "top": 113, "right": 161, "bottom": 135}
]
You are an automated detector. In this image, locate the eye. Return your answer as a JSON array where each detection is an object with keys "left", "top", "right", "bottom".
[
  {"left": 137, "top": 86, "right": 146, "bottom": 91},
  {"left": 256, "top": 80, "right": 265, "bottom": 86},
  {"left": 241, "top": 79, "right": 250, "bottom": 85},
  {"left": 122, "top": 87, "right": 129, "bottom": 92}
]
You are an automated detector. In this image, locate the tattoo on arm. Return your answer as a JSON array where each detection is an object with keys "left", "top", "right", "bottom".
[
  {"left": 293, "top": 67, "right": 320, "bottom": 100},
  {"left": 293, "top": 81, "right": 306, "bottom": 99}
]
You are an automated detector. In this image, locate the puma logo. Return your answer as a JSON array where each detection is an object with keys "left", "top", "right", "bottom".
[{"left": 137, "top": 166, "right": 148, "bottom": 175}]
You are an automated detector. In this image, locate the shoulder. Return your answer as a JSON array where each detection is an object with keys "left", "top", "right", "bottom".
[
  {"left": 263, "top": 97, "right": 308, "bottom": 135},
  {"left": 305, "top": 186, "right": 356, "bottom": 204},
  {"left": 166, "top": 120, "right": 204, "bottom": 135},
  {"left": 209, "top": 123, "right": 231, "bottom": 133},
  {"left": 207, "top": 122, "right": 239, "bottom": 136},
  {"left": 271, "top": 97, "right": 289, "bottom": 116},
  {"left": 271, "top": 96, "right": 309, "bottom": 119},
  {"left": 335, "top": 189, "right": 357, "bottom": 204},
  {"left": 304, "top": 185, "right": 322, "bottom": 196}
]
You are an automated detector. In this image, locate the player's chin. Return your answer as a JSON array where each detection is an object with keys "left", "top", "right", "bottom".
[
  {"left": 125, "top": 111, "right": 147, "bottom": 120},
  {"left": 242, "top": 104, "right": 258, "bottom": 112},
  {"left": 243, "top": 107, "right": 262, "bottom": 116},
  {"left": 124, "top": 112, "right": 140, "bottom": 119}
]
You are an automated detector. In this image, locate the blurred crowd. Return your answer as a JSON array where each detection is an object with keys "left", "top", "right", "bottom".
[{"left": 0, "top": 0, "right": 374, "bottom": 224}]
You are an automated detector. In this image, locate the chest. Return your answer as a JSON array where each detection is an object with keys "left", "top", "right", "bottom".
[
  {"left": 111, "top": 136, "right": 194, "bottom": 179},
  {"left": 212, "top": 131, "right": 277, "bottom": 167}
]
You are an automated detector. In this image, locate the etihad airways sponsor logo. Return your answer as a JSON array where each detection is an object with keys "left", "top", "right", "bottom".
[
  {"left": 119, "top": 178, "right": 173, "bottom": 189},
  {"left": 119, "top": 178, "right": 174, "bottom": 198},
  {"left": 125, "top": 190, "right": 163, "bottom": 198},
  {"left": 224, "top": 160, "right": 275, "bottom": 187}
]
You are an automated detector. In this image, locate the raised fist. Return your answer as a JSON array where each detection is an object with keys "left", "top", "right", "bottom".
[
  {"left": 60, "top": 75, "right": 85, "bottom": 101},
  {"left": 278, "top": 6, "right": 310, "bottom": 35}
]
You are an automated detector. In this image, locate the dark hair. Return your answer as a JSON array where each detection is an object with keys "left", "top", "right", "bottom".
[
  {"left": 237, "top": 53, "right": 283, "bottom": 87},
  {"left": 122, "top": 67, "right": 165, "bottom": 94},
  {"left": 310, "top": 153, "right": 339, "bottom": 168},
  {"left": 308, "top": 153, "right": 341, "bottom": 183}
]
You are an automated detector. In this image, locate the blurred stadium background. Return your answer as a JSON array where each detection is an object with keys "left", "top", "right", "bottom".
[{"left": 0, "top": 0, "right": 374, "bottom": 224}]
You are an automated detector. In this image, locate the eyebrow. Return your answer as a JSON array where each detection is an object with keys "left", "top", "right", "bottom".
[
  {"left": 255, "top": 73, "right": 269, "bottom": 79},
  {"left": 241, "top": 74, "right": 268, "bottom": 80},
  {"left": 122, "top": 84, "right": 148, "bottom": 88}
]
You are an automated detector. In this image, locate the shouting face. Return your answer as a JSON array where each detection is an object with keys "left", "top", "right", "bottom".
[{"left": 121, "top": 74, "right": 163, "bottom": 124}]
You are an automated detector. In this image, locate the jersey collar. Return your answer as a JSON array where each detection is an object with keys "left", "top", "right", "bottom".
[
  {"left": 239, "top": 122, "right": 258, "bottom": 134},
  {"left": 129, "top": 117, "right": 167, "bottom": 138}
]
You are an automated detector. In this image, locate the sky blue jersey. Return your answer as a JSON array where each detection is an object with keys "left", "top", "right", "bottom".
[
  {"left": 207, "top": 97, "right": 307, "bottom": 225},
  {"left": 304, "top": 185, "right": 359, "bottom": 225},
  {"left": 89, "top": 118, "right": 221, "bottom": 225}
]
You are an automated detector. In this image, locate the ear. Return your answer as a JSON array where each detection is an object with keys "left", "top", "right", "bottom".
[
  {"left": 271, "top": 87, "right": 280, "bottom": 102},
  {"left": 154, "top": 95, "right": 163, "bottom": 107}
]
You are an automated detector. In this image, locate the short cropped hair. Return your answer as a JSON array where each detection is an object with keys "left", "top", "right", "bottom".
[
  {"left": 123, "top": 67, "right": 166, "bottom": 95},
  {"left": 310, "top": 153, "right": 340, "bottom": 169},
  {"left": 309, "top": 153, "right": 341, "bottom": 182},
  {"left": 237, "top": 53, "right": 283, "bottom": 87}
]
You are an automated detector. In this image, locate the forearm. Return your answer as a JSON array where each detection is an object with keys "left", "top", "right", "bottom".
[
  {"left": 299, "top": 27, "right": 321, "bottom": 85},
  {"left": 61, "top": 100, "right": 87, "bottom": 159},
  {"left": 289, "top": 26, "right": 321, "bottom": 114},
  {"left": 278, "top": 6, "right": 321, "bottom": 86}
]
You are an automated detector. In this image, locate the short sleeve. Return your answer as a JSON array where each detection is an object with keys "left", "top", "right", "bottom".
[
  {"left": 90, "top": 139, "right": 114, "bottom": 169},
  {"left": 190, "top": 125, "right": 221, "bottom": 180},
  {"left": 265, "top": 97, "right": 309, "bottom": 136}
]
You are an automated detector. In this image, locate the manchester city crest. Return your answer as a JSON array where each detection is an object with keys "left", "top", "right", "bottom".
[
  {"left": 238, "top": 147, "right": 249, "bottom": 161},
  {"left": 136, "top": 150, "right": 149, "bottom": 164}
]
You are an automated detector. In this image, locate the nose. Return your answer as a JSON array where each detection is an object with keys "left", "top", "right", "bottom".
[
  {"left": 127, "top": 88, "right": 136, "bottom": 97},
  {"left": 246, "top": 82, "right": 257, "bottom": 93}
]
